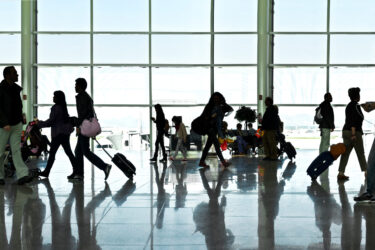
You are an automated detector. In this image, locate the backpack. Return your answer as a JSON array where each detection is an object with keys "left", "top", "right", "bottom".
[
  {"left": 164, "top": 119, "right": 170, "bottom": 134},
  {"left": 314, "top": 107, "right": 323, "bottom": 124}
]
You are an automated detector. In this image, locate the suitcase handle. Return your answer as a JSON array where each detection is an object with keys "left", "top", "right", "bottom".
[{"left": 94, "top": 139, "right": 113, "bottom": 159}]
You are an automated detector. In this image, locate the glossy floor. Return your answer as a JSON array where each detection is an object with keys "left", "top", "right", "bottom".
[{"left": 0, "top": 147, "right": 373, "bottom": 249}]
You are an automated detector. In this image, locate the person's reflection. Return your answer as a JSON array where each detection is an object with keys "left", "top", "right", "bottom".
[
  {"left": 41, "top": 178, "right": 77, "bottom": 249},
  {"left": 307, "top": 180, "right": 341, "bottom": 250},
  {"left": 281, "top": 160, "right": 296, "bottom": 181},
  {"left": 112, "top": 179, "right": 136, "bottom": 207},
  {"left": 0, "top": 184, "right": 40, "bottom": 250},
  {"left": 173, "top": 162, "right": 187, "bottom": 210},
  {"left": 74, "top": 181, "right": 111, "bottom": 250},
  {"left": 257, "top": 161, "right": 285, "bottom": 250},
  {"left": 154, "top": 162, "right": 170, "bottom": 229},
  {"left": 353, "top": 201, "right": 375, "bottom": 249},
  {"left": 193, "top": 167, "right": 234, "bottom": 250},
  {"left": 338, "top": 181, "right": 353, "bottom": 250}
]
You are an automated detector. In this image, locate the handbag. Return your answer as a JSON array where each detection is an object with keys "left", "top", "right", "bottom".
[{"left": 80, "top": 116, "right": 102, "bottom": 137}]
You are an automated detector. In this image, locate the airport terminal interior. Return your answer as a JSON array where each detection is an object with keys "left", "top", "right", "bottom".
[{"left": 2, "top": 0, "right": 375, "bottom": 249}]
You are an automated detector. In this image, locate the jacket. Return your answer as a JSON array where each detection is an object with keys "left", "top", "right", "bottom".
[
  {"left": 75, "top": 91, "right": 95, "bottom": 126},
  {"left": 38, "top": 105, "right": 74, "bottom": 138},
  {"left": 343, "top": 101, "right": 364, "bottom": 134},
  {"left": 176, "top": 122, "right": 187, "bottom": 140},
  {"left": 0, "top": 80, "right": 23, "bottom": 127},
  {"left": 318, "top": 101, "right": 335, "bottom": 129},
  {"left": 262, "top": 105, "right": 280, "bottom": 130}
]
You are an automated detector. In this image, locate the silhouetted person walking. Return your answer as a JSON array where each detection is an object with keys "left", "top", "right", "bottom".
[
  {"left": 71, "top": 78, "right": 111, "bottom": 181},
  {"left": 0, "top": 66, "right": 32, "bottom": 185},
  {"left": 261, "top": 97, "right": 279, "bottom": 161},
  {"left": 37, "top": 91, "right": 77, "bottom": 178},
  {"left": 318, "top": 93, "right": 335, "bottom": 153},
  {"left": 150, "top": 104, "right": 167, "bottom": 162}
]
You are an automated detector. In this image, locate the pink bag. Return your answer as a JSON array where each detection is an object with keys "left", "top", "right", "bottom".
[{"left": 80, "top": 117, "right": 101, "bottom": 137}]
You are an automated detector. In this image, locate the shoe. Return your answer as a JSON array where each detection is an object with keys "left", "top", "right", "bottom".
[
  {"left": 354, "top": 192, "right": 373, "bottom": 202},
  {"left": 70, "top": 174, "right": 83, "bottom": 181},
  {"left": 199, "top": 161, "right": 209, "bottom": 168},
  {"left": 337, "top": 174, "right": 349, "bottom": 181},
  {"left": 0, "top": 179, "right": 4, "bottom": 185},
  {"left": 159, "top": 158, "right": 167, "bottom": 162},
  {"left": 39, "top": 171, "right": 49, "bottom": 178},
  {"left": 150, "top": 158, "right": 157, "bottom": 162},
  {"left": 169, "top": 156, "right": 174, "bottom": 161},
  {"left": 67, "top": 172, "right": 76, "bottom": 179},
  {"left": 182, "top": 158, "right": 188, "bottom": 161},
  {"left": 104, "top": 164, "right": 112, "bottom": 180},
  {"left": 17, "top": 175, "right": 33, "bottom": 185}
]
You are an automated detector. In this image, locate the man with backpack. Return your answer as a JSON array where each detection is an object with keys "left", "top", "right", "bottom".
[{"left": 316, "top": 93, "right": 335, "bottom": 153}]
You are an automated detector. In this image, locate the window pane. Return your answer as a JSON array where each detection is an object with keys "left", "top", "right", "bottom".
[
  {"left": 274, "top": 67, "right": 326, "bottom": 104},
  {"left": 38, "top": 0, "right": 90, "bottom": 31},
  {"left": 94, "top": 67, "right": 149, "bottom": 104},
  {"left": 274, "top": 0, "right": 326, "bottom": 32},
  {"left": 330, "top": 35, "right": 375, "bottom": 64},
  {"left": 152, "top": 0, "right": 210, "bottom": 32},
  {"left": 95, "top": 107, "right": 150, "bottom": 134},
  {"left": 215, "top": 35, "right": 257, "bottom": 64},
  {"left": 94, "top": 35, "right": 148, "bottom": 64},
  {"left": 330, "top": 67, "right": 375, "bottom": 105},
  {"left": 152, "top": 35, "right": 210, "bottom": 64},
  {"left": 38, "top": 35, "right": 90, "bottom": 64},
  {"left": 152, "top": 67, "right": 210, "bottom": 104},
  {"left": 214, "top": 67, "right": 257, "bottom": 104},
  {"left": 37, "top": 67, "right": 91, "bottom": 104},
  {"left": 94, "top": 0, "right": 148, "bottom": 31},
  {"left": 0, "top": 0, "right": 20, "bottom": 31},
  {"left": 274, "top": 35, "right": 326, "bottom": 64},
  {"left": 0, "top": 34, "right": 20, "bottom": 63},
  {"left": 215, "top": 0, "right": 257, "bottom": 32},
  {"left": 331, "top": 0, "right": 375, "bottom": 31}
]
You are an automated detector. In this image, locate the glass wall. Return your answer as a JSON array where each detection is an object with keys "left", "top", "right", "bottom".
[
  {"left": 272, "top": 0, "right": 375, "bottom": 147},
  {"left": 35, "top": 0, "right": 258, "bottom": 149}
]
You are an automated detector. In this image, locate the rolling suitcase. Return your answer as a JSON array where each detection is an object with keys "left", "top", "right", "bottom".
[
  {"left": 95, "top": 139, "right": 136, "bottom": 180},
  {"left": 306, "top": 151, "right": 334, "bottom": 180},
  {"left": 278, "top": 133, "right": 297, "bottom": 160}
]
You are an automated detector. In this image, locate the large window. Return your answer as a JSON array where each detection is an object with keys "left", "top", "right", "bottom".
[{"left": 35, "top": 0, "right": 258, "bottom": 148}]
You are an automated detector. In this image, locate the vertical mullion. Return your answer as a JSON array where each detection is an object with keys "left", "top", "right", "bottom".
[
  {"left": 326, "top": 0, "right": 330, "bottom": 93},
  {"left": 149, "top": 0, "right": 153, "bottom": 153},
  {"left": 210, "top": 0, "right": 215, "bottom": 94}
]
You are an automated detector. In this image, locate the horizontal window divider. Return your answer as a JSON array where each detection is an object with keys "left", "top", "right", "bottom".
[
  {"left": 0, "top": 31, "right": 21, "bottom": 34},
  {"left": 276, "top": 104, "right": 347, "bottom": 107},
  {"left": 271, "top": 32, "right": 375, "bottom": 35},
  {"left": 34, "top": 64, "right": 257, "bottom": 67},
  {"left": 34, "top": 103, "right": 256, "bottom": 107},
  {"left": 34, "top": 31, "right": 257, "bottom": 35},
  {"left": 271, "top": 64, "right": 375, "bottom": 67},
  {"left": 0, "top": 63, "right": 21, "bottom": 66}
]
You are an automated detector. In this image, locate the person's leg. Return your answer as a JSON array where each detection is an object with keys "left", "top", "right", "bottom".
[
  {"left": 173, "top": 138, "right": 182, "bottom": 158},
  {"left": 237, "top": 136, "right": 245, "bottom": 154},
  {"left": 209, "top": 129, "right": 225, "bottom": 163},
  {"left": 152, "top": 132, "right": 161, "bottom": 160},
  {"left": 0, "top": 128, "right": 10, "bottom": 180},
  {"left": 263, "top": 130, "right": 271, "bottom": 158},
  {"left": 268, "top": 130, "right": 278, "bottom": 160},
  {"left": 366, "top": 138, "right": 375, "bottom": 194},
  {"left": 338, "top": 130, "right": 354, "bottom": 177},
  {"left": 74, "top": 135, "right": 85, "bottom": 177},
  {"left": 80, "top": 135, "right": 107, "bottom": 171},
  {"left": 181, "top": 140, "right": 187, "bottom": 159},
  {"left": 61, "top": 134, "right": 78, "bottom": 173},
  {"left": 353, "top": 132, "right": 367, "bottom": 173},
  {"left": 200, "top": 136, "right": 213, "bottom": 165},
  {"left": 319, "top": 128, "right": 331, "bottom": 154},
  {"left": 42, "top": 135, "right": 63, "bottom": 176},
  {"left": 9, "top": 123, "right": 29, "bottom": 179},
  {"left": 159, "top": 132, "right": 167, "bottom": 159}
]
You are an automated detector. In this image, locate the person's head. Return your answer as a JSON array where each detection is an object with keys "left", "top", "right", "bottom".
[
  {"left": 265, "top": 97, "right": 273, "bottom": 107},
  {"left": 53, "top": 90, "right": 67, "bottom": 105},
  {"left": 75, "top": 78, "right": 87, "bottom": 93},
  {"left": 236, "top": 123, "right": 242, "bottom": 130},
  {"left": 3, "top": 66, "right": 18, "bottom": 83},
  {"left": 209, "top": 92, "right": 226, "bottom": 106},
  {"left": 154, "top": 104, "right": 162, "bottom": 112},
  {"left": 348, "top": 87, "right": 360, "bottom": 101},
  {"left": 172, "top": 116, "right": 181, "bottom": 125},
  {"left": 324, "top": 93, "right": 332, "bottom": 102}
]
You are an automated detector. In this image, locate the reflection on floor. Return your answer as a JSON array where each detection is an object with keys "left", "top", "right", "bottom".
[{"left": 0, "top": 148, "right": 373, "bottom": 249}]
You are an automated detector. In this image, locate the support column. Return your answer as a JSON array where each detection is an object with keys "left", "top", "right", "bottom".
[
  {"left": 21, "top": 0, "right": 36, "bottom": 122},
  {"left": 257, "top": 0, "right": 271, "bottom": 115}
]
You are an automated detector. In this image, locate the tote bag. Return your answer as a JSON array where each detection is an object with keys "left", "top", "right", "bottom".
[{"left": 80, "top": 117, "right": 101, "bottom": 137}]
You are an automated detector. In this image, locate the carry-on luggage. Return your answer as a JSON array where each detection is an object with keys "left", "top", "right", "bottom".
[
  {"left": 277, "top": 133, "right": 297, "bottom": 160},
  {"left": 95, "top": 139, "right": 136, "bottom": 180},
  {"left": 306, "top": 151, "right": 334, "bottom": 180}
]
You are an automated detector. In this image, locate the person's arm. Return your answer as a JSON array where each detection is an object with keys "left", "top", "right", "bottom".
[
  {"left": 38, "top": 106, "right": 58, "bottom": 128},
  {"left": 181, "top": 123, "right": 187, "bottom": 141},
  {"left": 0, "top": 91, "right": 10, "bottom": 130}
]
